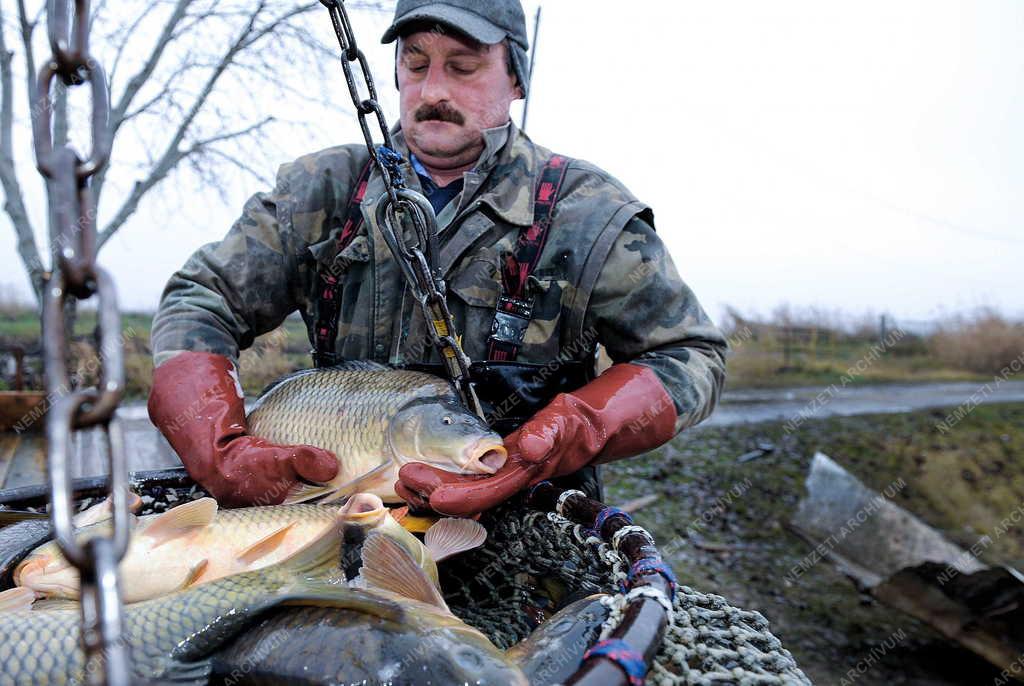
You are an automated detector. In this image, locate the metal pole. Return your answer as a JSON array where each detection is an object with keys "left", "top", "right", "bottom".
[{"left": 520, "top": 6, "right": 542, "bottom": 131}]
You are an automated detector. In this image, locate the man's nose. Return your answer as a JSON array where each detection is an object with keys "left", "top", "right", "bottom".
[{"left": 420, "top": 64, "right": 450, "bottom": 104}]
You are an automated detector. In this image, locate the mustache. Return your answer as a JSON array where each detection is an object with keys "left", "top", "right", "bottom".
[{"left": 414, "top": 103, "right": 465, "bottom": 125}]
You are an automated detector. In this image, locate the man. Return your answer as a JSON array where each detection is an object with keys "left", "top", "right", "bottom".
[{"left": 148, "top": 0, "right": 728, "bottom": 515}]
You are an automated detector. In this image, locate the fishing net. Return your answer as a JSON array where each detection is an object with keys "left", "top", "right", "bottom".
[
  {"left": 445, "top": 503, "right": 811, "bottom": 686},
  {"left": 1, "top": 473, "right": 810, "bottom": 685}
]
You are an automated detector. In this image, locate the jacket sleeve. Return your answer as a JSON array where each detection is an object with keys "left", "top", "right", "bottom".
[
  {"left": 150, "top": 155, "right": 331, "bottom": 368},
  {"left": 583, "top": 214, "right": 728, "bottom": 434}
]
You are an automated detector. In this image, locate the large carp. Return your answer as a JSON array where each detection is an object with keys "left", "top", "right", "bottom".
[
  {"left": 16, "top": 498, "right": 342, "bottom": 602},
  {"left": 209, "top": 530, "right": 607, "bottom": 686},
  {"left": 0, "top": 514, "right": 529, "bottom": 686},
  {"left": 246, "top": 361, "right": 507, "bottom": 504},
  {"left": 17, "top": 493, "right": 487, "bottom": 605}
]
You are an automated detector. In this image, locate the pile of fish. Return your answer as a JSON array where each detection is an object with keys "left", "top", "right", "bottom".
[
  {"left": 0, "top": 492, "right": 610, "bottom": 685},
  {"left": 246, "top": 361, "right": 508, "bottom": 504}
]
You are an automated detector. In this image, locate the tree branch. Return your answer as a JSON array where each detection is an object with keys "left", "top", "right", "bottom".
[
  {"left": 97, "top": 1, "right": 319, "bottom": 248},
  {"left": 97, "top": 115, "right": 275, "bottom": 247},
  {"left": 0, "top": 3, "right": 42, "bottom": 300},
  {"left": 15, "top": 0, "right": 36, "bottom": 119},
  {"left": 92, "top": 0, "right": 195, "bottom": 205}
]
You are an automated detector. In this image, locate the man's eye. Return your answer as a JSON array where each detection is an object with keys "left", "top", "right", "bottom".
[{"left": 450, "top": 63, "right": 477, "bottom": 75}]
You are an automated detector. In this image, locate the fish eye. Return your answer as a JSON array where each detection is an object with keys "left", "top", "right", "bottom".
[{"left": 441, "top": 416, "right": 454, "bottom": 425}]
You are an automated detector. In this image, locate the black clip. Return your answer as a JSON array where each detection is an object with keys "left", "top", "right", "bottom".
[{"left": 489, "top": 295, "right": 534, "bottom": 348}]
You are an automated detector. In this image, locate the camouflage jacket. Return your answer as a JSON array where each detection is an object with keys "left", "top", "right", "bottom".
[{"left": 152, "top": 122, "right": 728, "bottom": 434}]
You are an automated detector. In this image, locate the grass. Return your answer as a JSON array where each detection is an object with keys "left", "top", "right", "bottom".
[
  {"left": 721, "top": 306, "right": 1022, "bottom": 390},
  {"left": 1, "top": 304, "right": 1022, "bottom": 398},
  {"left": 603, "top": 402, "right": 1024, "bottom": 685}
]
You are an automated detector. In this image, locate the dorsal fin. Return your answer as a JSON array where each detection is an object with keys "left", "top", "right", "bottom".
[
  {"left": 424, "top": 518, "right": 487, "bottom": 562},
  {"left": 329, "top": 360, "right": 388, "bottom": 372},
  {"left": 361, "top": 533, "right": 449, "bottom": 612},
  {"left": 255, "top": 361, "right": 389, "bottom": 400},
  {"left": 72, "top": 489, "right": 143, "bottom": 528},
  {"left": 236, "top": 523, "right": 295, "bottom": 566},
  {"left": 143, "top": 498, "right": 218, "bottom": 546},
  {"left": 0, "top": 587, "right": 35, "bottom": 612}
]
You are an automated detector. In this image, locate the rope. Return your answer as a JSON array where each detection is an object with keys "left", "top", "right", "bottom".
[
  {"left": 584, "top": 638, "right": 647, "bottom": 686},
  {"left": 441, "top": 502, "right": 811, "bottom": 684}
]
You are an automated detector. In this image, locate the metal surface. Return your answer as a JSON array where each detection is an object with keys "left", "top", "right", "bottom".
[
  {"left": 319, "top": 0, "right": 482, "bottom": 417},
  {"left": 29, "top": 1, "right": 131, "bottom": 683},
  {"left": 521, "top": 6, "right": 541, "bottom": 131}
]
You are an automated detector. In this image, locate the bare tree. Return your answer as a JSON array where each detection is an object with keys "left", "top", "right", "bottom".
[{"left": 0, "top": 0, "right": 394, "bottom": 306}]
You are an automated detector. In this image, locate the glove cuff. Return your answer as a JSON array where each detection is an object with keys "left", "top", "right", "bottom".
[{"left": 572, "top": 363, "right": 677, "bottom": 462}]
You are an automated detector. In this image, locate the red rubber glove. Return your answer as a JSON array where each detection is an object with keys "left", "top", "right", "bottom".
[
  {"left": 147, "top": 352, "right": 339, "bottom": 507},
  {"left": 396, "top": 363, "right": 677, "bottom": 516}
]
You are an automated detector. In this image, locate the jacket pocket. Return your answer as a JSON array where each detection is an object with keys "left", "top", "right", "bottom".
[{"left": 447, "top": 252, "right": 501, "bottom": 360}]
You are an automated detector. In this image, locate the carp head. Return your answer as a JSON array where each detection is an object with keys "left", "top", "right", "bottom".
[{"left": 389, "top": 398, "right": 507, "bottom": 474}]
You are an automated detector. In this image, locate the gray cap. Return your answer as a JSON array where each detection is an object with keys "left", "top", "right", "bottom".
[
  {"left": 381, "top": 0, "right": 529, "bottom": 50},
  {"left": 382, "top": 0, "right": 530, "bottom": 96}
]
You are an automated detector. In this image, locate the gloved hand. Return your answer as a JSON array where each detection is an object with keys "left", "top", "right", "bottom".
[
  {"left": 147, "top": 352, "right": 339, "bottom": 507},
  {"left": 396, "top": 363, "right": 677, "bottom": 516}
]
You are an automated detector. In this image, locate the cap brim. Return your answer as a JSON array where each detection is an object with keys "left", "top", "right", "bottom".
[{"left": 382, "top": 4, "right": 507, "bottom": 45}]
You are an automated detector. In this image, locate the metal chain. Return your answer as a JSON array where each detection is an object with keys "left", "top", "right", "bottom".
[
  {"left": 319, "top": 0, "right": 482, "bottom": 417},
  {"left": 31, "top": 1, "right": 131, "bottom": 684}
]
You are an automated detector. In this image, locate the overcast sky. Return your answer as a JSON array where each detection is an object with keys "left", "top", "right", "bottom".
[{"left": 2, "top": 1, "right": 1021, "bottom": 324}]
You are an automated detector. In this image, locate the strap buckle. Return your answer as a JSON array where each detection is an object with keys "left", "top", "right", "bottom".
[{"left": 489, "top": 295, "right": 534, "bottom": 348}]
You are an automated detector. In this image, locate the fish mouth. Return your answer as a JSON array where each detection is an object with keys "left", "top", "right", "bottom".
[
  {"left": 338, "top": 493, "right": 386, "bottom": 525},
  {"left": 462, "top": 442, "right": 508, "bottom": 474}
]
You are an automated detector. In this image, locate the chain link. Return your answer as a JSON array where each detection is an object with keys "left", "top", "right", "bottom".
[
  {"left": 31, "top": 1, "right": 131, "bottom": 684},
  {"left": 319, "top": 0, "right": 482, "bottom": 417}
]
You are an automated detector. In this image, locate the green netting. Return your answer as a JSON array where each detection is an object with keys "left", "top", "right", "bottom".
[{"left": 444, "top": 504, "right": 812, "bottom": 685}]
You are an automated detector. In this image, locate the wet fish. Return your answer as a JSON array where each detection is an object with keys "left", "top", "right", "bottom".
[
  {"left": 339, "top": 492, "right": 487, "bottom": 587},
  {"left": 0, "top": 494, "right": 140, "bottom": 589},
  {"left": 208, "top": 531, "right": 527, "bottom": 686},
  {"left": 506, "top": 594, "right": 612, "bottom": 686},
  {"left": 246, "top": 361, "right": 507, "bottom": 504},
  {"left": 0, "top": 511, "right": 528, "bottom": 686},
  {"left": 0, "top": 514, "right": 347, "bottom": 685},
  {"left": 210, "top": 577, "right": 611, "bottom": 686},
  {"left": 16, "top": 497, "right": 343, "bottom": 603}
]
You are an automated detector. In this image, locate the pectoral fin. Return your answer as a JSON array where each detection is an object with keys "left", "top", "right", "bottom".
[
  {"left": 361, "top": 532, "right": 449, "bottom": 612},
  {"left": 236, "top": 523, "right": 296, "bottom": 566},
  {"left": 283, "top": 483, "right": 334, "bottom": 504},
  {"left": 0, "top": 587, "right": 35, "bottom": 612},
  {"left": 319, "top": 461, "right": 393, "bottom": 505},
  {"left": 31, "top": 598, "right": 80, "bottom": 612},
  {"left": 73, "top": 490, "right": 144, "bottom": 528},
  {"left": 143, "top": 497, "right": 218, "bottom": 546},
  {"left": 424, "top": 518, "right": 487, "bottom": 562},
  {"left": 180, "top": 559, "right": 210, "bottom": 590}
]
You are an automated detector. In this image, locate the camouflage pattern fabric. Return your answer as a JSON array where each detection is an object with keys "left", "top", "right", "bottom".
[{"left": 152, "top": 122, "right": 728, "bottom": 434}]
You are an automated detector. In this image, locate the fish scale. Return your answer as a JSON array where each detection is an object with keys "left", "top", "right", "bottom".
[
  {"left": 1, "top": 531, "right": 343, "bottom": 685},
  {"left": 249, "top": 370, "right": 451, "bottom": 459},
  {"left": 16, "top": 502, "right": 342, "bottom": 603},
  {"left": 247, "top": 365, "right": 505, "bottom": 504}
]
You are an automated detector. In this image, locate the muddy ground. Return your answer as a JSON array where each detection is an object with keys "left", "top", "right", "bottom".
[{"left": 603, "top": 402, "right": 1024, "bottom": 686}]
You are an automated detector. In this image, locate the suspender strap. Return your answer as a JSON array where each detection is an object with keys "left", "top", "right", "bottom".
[
  {"left": 312, "top": 160, "right": 374, "bottom": 368},
  {"left": 487, "top": 154, "right": 572, "bottom": 361}
]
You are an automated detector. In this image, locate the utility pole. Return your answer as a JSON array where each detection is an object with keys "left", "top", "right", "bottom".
[{"left": 521, "top": 6, "right": 542, "bottom": 131}]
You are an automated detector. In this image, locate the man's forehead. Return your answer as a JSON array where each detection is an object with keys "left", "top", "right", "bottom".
[{"left": 399, "top": 29, "right": 494, "bottom": 57}]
